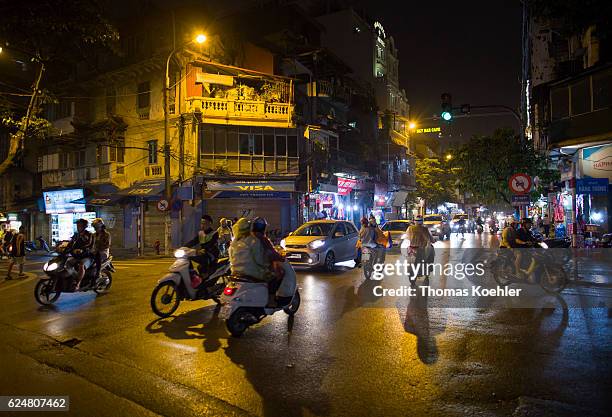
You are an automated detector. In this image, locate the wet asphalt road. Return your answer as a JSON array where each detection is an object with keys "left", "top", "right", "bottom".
[{"left": 0, "top": 233, "right": 610, "bottom": 417}]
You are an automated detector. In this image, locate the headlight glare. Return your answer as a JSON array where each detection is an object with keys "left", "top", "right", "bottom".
[
  {"left": 174, "top": 249, "right": 186, "bottom": 258},
  {"left": 309, "top": 239, "right": 325, "bottom": 249}
]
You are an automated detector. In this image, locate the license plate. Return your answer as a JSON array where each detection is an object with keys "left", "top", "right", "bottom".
[
  {"left": 219, "top": 304, "right": 232, "bottom": 319},
  {"left": 287, "top": 254, "right": 301, "bottom": 259}
]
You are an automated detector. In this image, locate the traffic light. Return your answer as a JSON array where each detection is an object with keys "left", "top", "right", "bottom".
[{"left": 441, "top": 93, "right": 452, "bottom": 121}]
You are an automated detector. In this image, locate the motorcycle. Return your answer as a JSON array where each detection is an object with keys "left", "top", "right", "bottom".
[
  {"left": 150, "top": 247, "right": 231, "bottom": 318},
  {"left": 25, "top": 236, "right": 51, "bottom": 253},
  {"left": 220, "top": 260, "right": 300, "bottom": 337},
  {"left": 34, "top": 242, "right": 114, "bottom": 305},
  {"left": 490, "top": 241, "right": 568, "bottom": 293}
]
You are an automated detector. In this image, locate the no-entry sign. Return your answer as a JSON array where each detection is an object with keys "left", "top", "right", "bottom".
[
  {"left": 509, "top": 173, "right": 532, "bottom": 194},
  {"left": 157, "top": 199, "right": 169, "bottom": 212}
]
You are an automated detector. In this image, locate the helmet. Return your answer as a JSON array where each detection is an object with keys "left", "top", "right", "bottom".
[
  {"left": 251, "top": 217, "right": 268, "bottom": 233},
  {"left": 232, "top": 218, "right": 250, "bottom": 238},
  {"left": 76, "top": 218, "right": 88, "bottom": 227},
  {"left": 92, "top": 218, "right": 104, "bottom": 229}
]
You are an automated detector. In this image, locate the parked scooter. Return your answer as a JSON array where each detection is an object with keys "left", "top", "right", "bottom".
[
  {"left": 150, "top": 247, "right": 231, "bottom": 318},
  {"left": 34, "top": 241, "right": 114, "bottom": 305},
  {"left": 220, "top": 260, "right": 300, "bottom": 337},
  {"left": 25, "top": 236, "right": 51, "bottom": 253}
]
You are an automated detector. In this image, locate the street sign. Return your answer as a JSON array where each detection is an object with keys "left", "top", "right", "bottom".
[
  {"left": 511, "top": 194, "right": 530, "bottom": 206},
  {"left": 509, "top": 173, "right": 532, "bottom": 194},
  {"left": 576, "top": 178, "right": 609, "bottom": 195},
  {"left": 157, "top": 199, "right": 169, "bottom": 212}
]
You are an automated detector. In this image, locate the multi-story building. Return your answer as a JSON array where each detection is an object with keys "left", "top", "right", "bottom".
[{"left": 525, "top": 7, "right": 612, "bottom": 236}]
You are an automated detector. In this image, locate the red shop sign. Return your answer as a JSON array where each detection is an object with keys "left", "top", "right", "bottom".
[{"left": 337, "top": 177, "right": 357, "bottom": 195}]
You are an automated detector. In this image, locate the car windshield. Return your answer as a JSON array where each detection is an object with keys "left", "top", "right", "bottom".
[
  {"left": 293, "top": 223, "right": 334, "bottom": 236},
  {"left": 382, "top": 222, "right": 409, "bottom": 231},
  {"left": 453, "top": 214, "right": 468, "bottom": 220},
  {"left": 424, "top": 216, "right": 442, "bottom": 222}
]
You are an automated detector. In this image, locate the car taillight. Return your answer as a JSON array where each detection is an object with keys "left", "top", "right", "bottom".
[{"left": 223, "top": 286, "right": 236, "bottom": 296}]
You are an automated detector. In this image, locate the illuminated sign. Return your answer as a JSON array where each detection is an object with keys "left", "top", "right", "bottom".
[
  {"left": 337, "top": 177, "right": 357, "bottom": 195},
  {"left": 206, "top": 181, "right": 295, "bottom": 192},
  {"left": 415, "top": 127, "right": 441, "bottom": 134},
  {"left": 374, "top": 21, "right": 386, "bottom": 39},
  {"left": 43, "top": 189, "right": 86, "bottom": 214}
]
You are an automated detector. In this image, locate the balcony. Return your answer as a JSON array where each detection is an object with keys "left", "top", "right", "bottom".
[
  {"left": 41, "top": 164, "right": 124, "bottom": 188},
  {"left": 533, "top": 63, "right": 612, "bottom": 149},
  {"left": 186, "top": 97, "right": 293, "bottom": 128}
]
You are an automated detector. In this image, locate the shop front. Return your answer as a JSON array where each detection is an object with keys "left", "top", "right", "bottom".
[
  {"left": 203, "top": 180, "right": 298, "bottom": 239},
  {"left": 41, "top": 189, "right": 96, "bottom": 245}
]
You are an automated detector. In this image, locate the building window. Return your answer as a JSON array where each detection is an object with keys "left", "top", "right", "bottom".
[
  {"left": 592, "top": 68, "right": 611, "bottom": 111},
  {"left": 109, "top": 140, "right": 125, "bottom": 163},
  {"left": 239, "top": 132, "right": 250, "bottom": 155},
  {"left": 571, "top": 78, "right": 590, "bottom": 116},
  {"left": 137, "top": 81, "right": 150, "bottom": 109},
  {"left": 147, "top": 140, "right": 158, "bottom": 164},
  {"left": 551, "top": 86, "right": 569, "bottom": 120},
  {"left": 106, "top": 88, "right": 116, "bottom": 116}
]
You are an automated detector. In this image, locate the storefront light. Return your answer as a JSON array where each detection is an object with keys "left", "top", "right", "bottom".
[
  {"left": 591, "top": 211, "right": 603, "bottom": 222},
  {"left": 338, "top": 203, "right": 344, "bottom": 210},
  {"left": 353, "top": 204, "right": 358, "bottom": 211}
]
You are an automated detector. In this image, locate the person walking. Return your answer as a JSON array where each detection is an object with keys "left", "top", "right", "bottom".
[
  {"left": 7, "top": 226, "right": 26, "bottom": 279},
  {"left": 542, "top": 214, "right": 551, "bottom": 237}
]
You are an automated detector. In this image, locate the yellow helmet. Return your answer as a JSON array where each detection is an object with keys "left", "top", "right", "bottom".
[{"left": 92, "top": 218, "right": 104, "bottom": 228}]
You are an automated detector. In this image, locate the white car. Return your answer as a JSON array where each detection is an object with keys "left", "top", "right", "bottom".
[{"left": 423, "top": 215, "right": 444, "bottom": 236}]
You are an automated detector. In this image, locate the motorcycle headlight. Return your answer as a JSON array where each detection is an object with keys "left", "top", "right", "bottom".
[
  {"left": 309, "top": 239, "right": 325, "bottom": 249},
  {"left": 44, "top": 262, "right": 58, "bottom": 272},
  {"left": 280, "top": 239, "right": 286, "bottom": 249},
  {"left": 174, "top": 249, "right": 186, "bottom": 258},
  {"left": 539, "top": 242, "right": 548, "bottom": 249}
]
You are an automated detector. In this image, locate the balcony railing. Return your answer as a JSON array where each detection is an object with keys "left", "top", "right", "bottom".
[
  {"left": 187, "top": 97, "right": 293, "bottom": 127},
  {"left": 41, "top": 164, "right": 124, "bottom": 188}
]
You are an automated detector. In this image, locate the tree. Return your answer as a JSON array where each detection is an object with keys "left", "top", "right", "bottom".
[
  {"left": 451, "top": 128, "right": 558, "bottom": 207},
  {"left": 0, "top": 0, "right": 119, "bottom": 175},
  {"left": 409, "top": 157, "right": 459, "bottom": 211}
]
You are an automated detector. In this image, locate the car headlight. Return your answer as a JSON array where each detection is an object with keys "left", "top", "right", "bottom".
[
  {"left": 174, "top": 249, "right": 186, "bottom": 258},
  {"left": 280, "top": 239, "right": 286, "bottom": 249},
  {"left": 44, "top": 262, "right": 58, "bottom": 272},
  {"left": 309, "top": 239, "right": 326, "bottom": 249}
]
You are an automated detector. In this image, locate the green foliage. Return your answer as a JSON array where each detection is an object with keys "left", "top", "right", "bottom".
[
  {"left": 451, "top": 128, "right": 559, "bottom": 207},
  {"left": 409, "top": 157, "right": 459, "bottom": 209}
]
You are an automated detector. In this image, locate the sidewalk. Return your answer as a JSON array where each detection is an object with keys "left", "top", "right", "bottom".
[{"left": 566, "top": 248, "right": 612, "bottom": 287}]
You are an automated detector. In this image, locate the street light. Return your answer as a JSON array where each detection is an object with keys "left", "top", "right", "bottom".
[
  {"left": 163, "top": 33, "right": 206, "bottom": 254},
  {"left": 408, "top": 122, "right": 416, "bottom": 130},
  {"left": 445, "top": 154, "right": 452, "bottom": 161}
]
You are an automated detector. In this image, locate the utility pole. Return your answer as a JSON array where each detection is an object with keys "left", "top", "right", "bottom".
[{"left": 163, "top": 12, "right": 176, "bottom": 256}]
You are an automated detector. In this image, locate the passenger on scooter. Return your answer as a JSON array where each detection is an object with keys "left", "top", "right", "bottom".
[
  {"left": 500, "top": 217, "right": 518, "bottom": 249},
  {"left": 92, "top": 218, "right": 111, "bottom": 279},
  {"left": 354, "top": 217, "right": 370, "bottom": 266},
  {"left": 67, "top": 219, "right": 94, "bottom": 291},
  {"left": 185, "top": 215, "right": 220, "bottom": 276}
]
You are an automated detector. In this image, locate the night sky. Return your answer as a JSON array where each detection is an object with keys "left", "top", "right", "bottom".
[{"left": 371, "top": 0, "right": 523, "bottom": 142}]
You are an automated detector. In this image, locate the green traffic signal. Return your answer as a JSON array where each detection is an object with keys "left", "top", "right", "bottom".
[{"left": 441, "top": 111, "right": 452, "bottom": 121}]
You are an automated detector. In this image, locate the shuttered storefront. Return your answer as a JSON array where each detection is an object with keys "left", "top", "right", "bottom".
[
  {"left": 204, "top": 198, "right": 289, "bottom": 236},
  {"left": 143, "top": 201, "right": 167, "bottom": 250}
]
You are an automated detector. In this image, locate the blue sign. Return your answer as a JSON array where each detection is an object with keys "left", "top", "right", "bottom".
[
  {"left": 43, "top": 189, "right": 86, "bottom": 214},
  {"left": 511, "top": 194, "right": 530, "bottom": 207},
  {"left": 576, "top": 178, "right": 609, "bottom": 195}
]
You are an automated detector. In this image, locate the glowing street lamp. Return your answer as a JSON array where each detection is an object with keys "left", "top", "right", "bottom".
[
  {"left": 195, "top": 34, "right": 207, "bottom": 44},
  {"left": 408, "top": 122, "right": 416, "bottom": 130},
  {"left": 445, "top": 154, "right": 453, "bottom": 161}
]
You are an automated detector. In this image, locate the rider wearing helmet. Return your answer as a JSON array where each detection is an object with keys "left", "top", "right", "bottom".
[
  {"left": 92, "top": 218, "right": 111, "bottom": 279},
  {"left": 217, "top": 217, "right": 233, "bottom": 256},
  {"left": 67, "top": 218, "right": 94, "bottom": 291},
  {"left": 185, "top": 215, "right": 219, "bottom": 275},
  {"left": 514, "top": 218, "right": 538, "bottom": 278},
  {"left": 251, "top": 217, "right": 285, "bottom": 307}
]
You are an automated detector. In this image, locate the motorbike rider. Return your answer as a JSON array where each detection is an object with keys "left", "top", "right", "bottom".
[
  {"left": 354, "top": 217, "right": 369, "bottom": 266},
  {"left": 67, "top": 219, "right": 94, "bottom": 291},
  {"left": 91, "top": 218, "right": 111, "bottom": 279},
  {"left": 456, "top": 216, "right": 466, "bottom": 238},
  {"left": 217, "top": 218, "right": 233, "bottom": 256},
  {"left": 185, "top": 215, "right": 220, "bottom": 276},
  {"left": 475, "top": 216, "right": 484, "bottom": 231},
  {"left": 359, "top": 215, "right": 382, "bottom": 264},
  {"left": 251, "top": 217, "right": 285, "bottom": 306},
  {"left": 406, "top": 216, "right": 435, "bottom": 277},
  {"left": 500, "top": 217, "right": 518, "bottom": 249},
  {"left": 515, "top": 218, "right": 538, "bottom": 278}
]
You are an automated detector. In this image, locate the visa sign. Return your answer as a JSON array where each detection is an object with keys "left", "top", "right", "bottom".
[{"left": 237, "top": 185, "right": 274, "bottom": 191}]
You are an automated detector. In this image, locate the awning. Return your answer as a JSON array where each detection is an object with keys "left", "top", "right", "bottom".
[
  {"left": 118, "top": 179, "right": 166, "bottom": 198},
  {"left": 71, "top": 194, "right": 124, "bottom": 206}
]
